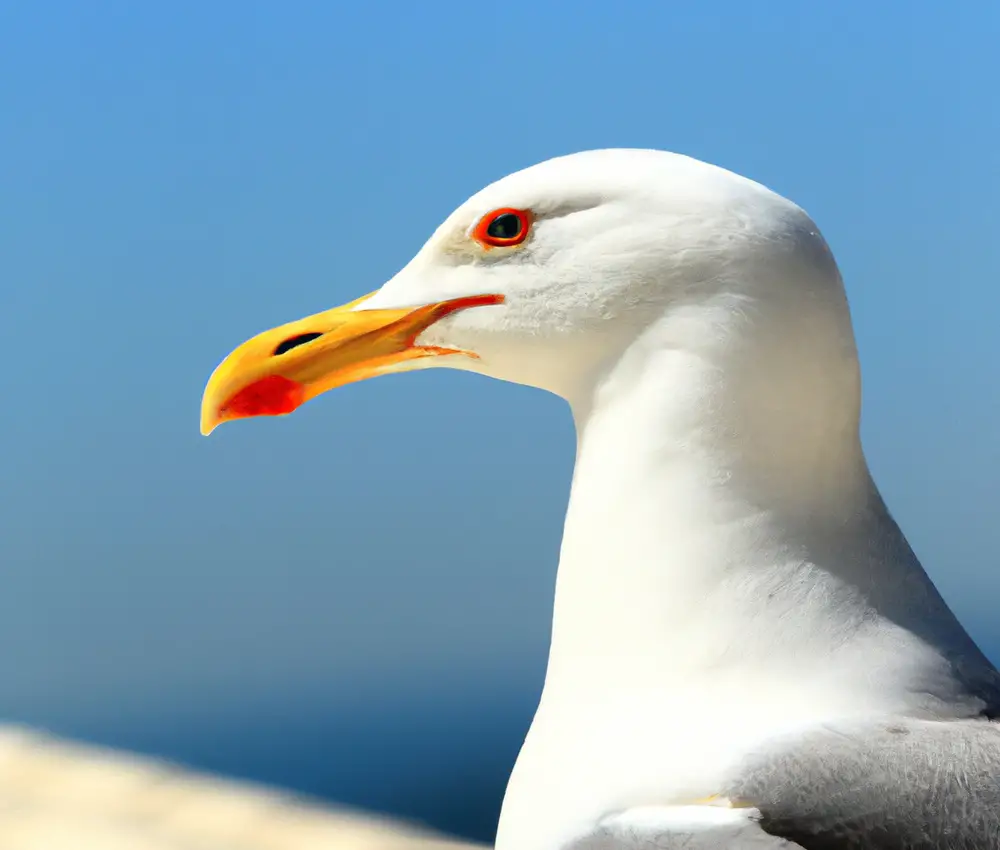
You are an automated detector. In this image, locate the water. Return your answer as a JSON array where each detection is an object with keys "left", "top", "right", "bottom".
[{"left": 10, "top": 678, "right": 539, "bottom": 844}]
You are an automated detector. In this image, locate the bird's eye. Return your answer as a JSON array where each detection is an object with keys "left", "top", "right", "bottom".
[{"left": 473, "top": 208, "right": 532, "bottom": 248}]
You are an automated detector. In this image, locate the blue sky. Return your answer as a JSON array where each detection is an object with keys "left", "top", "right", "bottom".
[{"left": 1, "top": 0, "right": 999, "bottom": 834}]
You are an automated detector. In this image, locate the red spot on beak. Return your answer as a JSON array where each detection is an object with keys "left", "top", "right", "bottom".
[{"left": 222, "top": 374, "right": 305, "bottom": 419}]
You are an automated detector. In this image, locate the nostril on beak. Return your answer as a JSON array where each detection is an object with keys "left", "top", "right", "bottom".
[{"left": 273, "top": 332, "right": 324, "bottom": 356}]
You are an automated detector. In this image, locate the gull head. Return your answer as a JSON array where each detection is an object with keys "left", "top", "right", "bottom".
[{"left": 201, "top": 149, "right": 859, "bottom": 439}]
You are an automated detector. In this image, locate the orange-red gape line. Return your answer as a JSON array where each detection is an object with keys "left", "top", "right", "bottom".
[
  {"left": 472, "top": 208, "right": 532, "bottom": 248},
  {"left": 400, "top": 292, "right": 507, "bottom": 347}
]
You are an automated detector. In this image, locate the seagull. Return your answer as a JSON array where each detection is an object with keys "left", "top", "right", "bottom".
[{"left": 200, "top": 150, "right": 1000, "bottom": 850}]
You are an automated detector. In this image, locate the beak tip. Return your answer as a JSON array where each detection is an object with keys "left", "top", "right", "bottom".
[
  {"left": 199, "top": 409, "right": 219, "bottom": 436},
  {"left": 199, "top": 374, "right": 305, "bottom": 436}
]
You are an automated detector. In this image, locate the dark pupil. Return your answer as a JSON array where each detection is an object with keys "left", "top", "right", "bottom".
[{"left": 486, "top": 213, "right": 522, "bottom": 240}]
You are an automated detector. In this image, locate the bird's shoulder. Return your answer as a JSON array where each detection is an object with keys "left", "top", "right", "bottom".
[{"left": 727, "top": 715, "right": 1000, "bottom": 849}]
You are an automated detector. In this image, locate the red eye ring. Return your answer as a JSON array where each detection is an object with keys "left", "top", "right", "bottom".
[{"left": 472, "top": 208, "right": 532, "bottom": 248}]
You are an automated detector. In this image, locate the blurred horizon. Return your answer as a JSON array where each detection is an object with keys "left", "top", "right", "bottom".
[
  {"left": 21, "top": 669, "right": 541, "bottom": 842},
  {"left": 2, "top": 1, "right": 998, "bottom": 844}
]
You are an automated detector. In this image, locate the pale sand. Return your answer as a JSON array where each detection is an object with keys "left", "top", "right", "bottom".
[{"left": 0, "top": 725, "right": 485, "bottom": 850}]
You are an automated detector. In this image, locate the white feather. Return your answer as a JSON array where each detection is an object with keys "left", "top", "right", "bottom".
[{"left": 358, "top": 149, "right": 996, "bottom": 850}]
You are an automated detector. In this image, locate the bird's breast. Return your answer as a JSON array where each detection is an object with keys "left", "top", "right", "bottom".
[{"left": 495, "top": 682, "right": 818, "bottom": 850}]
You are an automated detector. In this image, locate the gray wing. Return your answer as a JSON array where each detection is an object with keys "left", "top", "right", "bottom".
[{"left": 728, "top": 717, "right": 1000, "bottom": 850}]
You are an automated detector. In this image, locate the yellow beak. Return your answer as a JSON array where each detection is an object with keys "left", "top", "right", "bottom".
[{"left": 200, "top": 292, "right": 503, "bottom": 435}]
